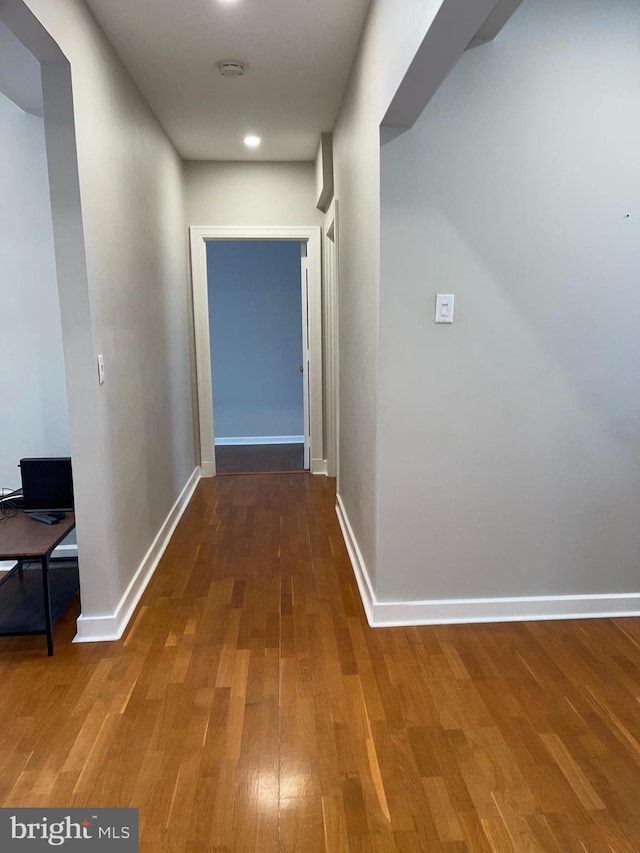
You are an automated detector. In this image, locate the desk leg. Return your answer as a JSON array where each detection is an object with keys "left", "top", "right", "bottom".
[
  {"left": 17, "top": 559, "right": 24, "bottom": 581},
  {"left": 41, "top": 555, "right": 54, "bottom": 656}
]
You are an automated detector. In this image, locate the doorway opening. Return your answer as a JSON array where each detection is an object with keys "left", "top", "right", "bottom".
[
  {"left": 206, "top": 240, "right": 308, "bottom": 474},
  {"left": 189, "top": 226, "right": 324, "bottom": 477}
]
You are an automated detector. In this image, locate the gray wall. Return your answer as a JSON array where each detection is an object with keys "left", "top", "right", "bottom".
[
  {"left": 0, "top": 18, "right": 42, "bottom": 114},
  {"left": 379, "top": 0, "right": 640, "bottom": 601},
  {"left": 207, "top": 241, "right": 304, "bottom": 440},
  {"left": 184, "top": 161, "right": 323, "bottom": 227},
  {"left": 0, "top": 91, "right": 69, "bottom": 491}
]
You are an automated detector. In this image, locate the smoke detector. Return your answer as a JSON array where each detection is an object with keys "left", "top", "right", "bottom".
[{"left": 218, "top": 60, "right": 246, "bottom": 79}]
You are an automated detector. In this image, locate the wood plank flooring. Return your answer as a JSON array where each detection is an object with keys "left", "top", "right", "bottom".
[
  {"left": 215, "top": 445, "right": 305, "bottom": 474},
  {"left": 2, "top": 474, "right": 640, "bottom": 850}
]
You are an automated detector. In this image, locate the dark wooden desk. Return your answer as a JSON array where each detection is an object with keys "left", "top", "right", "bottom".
[{"left": 0, "top": 512, "right": 77, "bottom": 655}]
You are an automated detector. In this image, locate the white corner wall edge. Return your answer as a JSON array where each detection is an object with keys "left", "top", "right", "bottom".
[
  {"left": 215, "top": 435, "right": 304, "bottom": 446},
  {"left": 74, "top": 467, "right": 201, "bottom": 643},
  {"left": 335, "top": 495, "right": 640, "bottom": 627}
]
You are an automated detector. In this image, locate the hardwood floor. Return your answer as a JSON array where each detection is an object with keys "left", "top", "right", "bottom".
[
  {"left": 215, "top": 445, "right": 305, "bottom": 474},
  {"left": 2, "top": 474, "right": 640, "bottom": 851}
]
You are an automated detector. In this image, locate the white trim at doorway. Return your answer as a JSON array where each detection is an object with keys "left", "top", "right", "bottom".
[{"left": 189, "top": 226, "right": 325, "bottom": 478}]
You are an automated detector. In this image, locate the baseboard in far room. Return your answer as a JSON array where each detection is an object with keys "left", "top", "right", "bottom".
[
  {"left": 335, "top": 494, "right": 640, "bottom": 628},
  {"left": 74, "top": 466, "right": 201, "bottom": 643},
  {"left": 0, "top": 542, "right": 77, "bottom": 572},
  {"left": 53, "top": 542, "right": 78, "bottom": 559},
  {"left": 214, "top": 435, "right": 304, "bottom": 446}
]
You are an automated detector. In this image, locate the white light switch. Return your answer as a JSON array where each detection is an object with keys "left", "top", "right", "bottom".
[
  {"left": 97, "top": 354, "right": 105, "bottom": 385},
  {"left": 435, "top": 293, "right": 455, "bottom": 324}
]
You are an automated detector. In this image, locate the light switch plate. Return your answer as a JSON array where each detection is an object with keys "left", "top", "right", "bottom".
[{"left": 435, "top": 293, "right": 455, "bottom": 324}]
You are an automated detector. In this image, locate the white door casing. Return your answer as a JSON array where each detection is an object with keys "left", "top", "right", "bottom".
[
  {"left": 189, "top": 226, "right": 324, "bottom": 476},
  {"left": 301, "top": 252, "right": 311, "bottom": 470}
]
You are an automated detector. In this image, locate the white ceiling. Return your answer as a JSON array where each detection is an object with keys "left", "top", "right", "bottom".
[{"left": 84, "top": 0, "right": 371, "bottom": 162}]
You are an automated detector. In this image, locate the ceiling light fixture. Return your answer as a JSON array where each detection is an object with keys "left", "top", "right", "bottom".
[
  {"left": 244, "top": 135, "right": 261, "bottom": 149},
  {"left": 218, "top": 60, "right": 246, "bottom": 78}
]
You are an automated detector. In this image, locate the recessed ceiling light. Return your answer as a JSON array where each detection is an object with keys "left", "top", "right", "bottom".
[
  {"left": 244, "top": 135, "right": 261, "bottom": 149},
  {"left": 218, "top": 0, "right": 240, "bottom": 5}
]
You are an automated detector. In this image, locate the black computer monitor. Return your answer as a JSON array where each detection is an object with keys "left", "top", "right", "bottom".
[{"left": 19, "top": 457, "right": 75, "bottom": 513}]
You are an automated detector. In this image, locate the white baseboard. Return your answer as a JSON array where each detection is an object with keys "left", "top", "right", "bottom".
[
  {"left": 312, "top": 458, "right": 328, "bottom": 475},
  {"left": 371, "top": 592, "right": 640, "bottom": 626},
  {"left": 335, "top": 494, "right": 640, "bottom": 628},
  {"left": 53, "top": 543, "right": 78, "bottom": 558},
  {"left": 201, "top": 461, "right": 215, "bottom": 478},
  {"left": 74, "top": 467, "right": 201, "bottom": 643},
  {"left": 335, "top": 494, "right": 374, "bottom": 624},
  {"left": 215, "top": 435, "right": 304, "bottom": 446}
]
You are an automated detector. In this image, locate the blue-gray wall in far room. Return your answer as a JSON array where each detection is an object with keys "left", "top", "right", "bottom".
[{"left": 207, "top": 240, "right": 304, "bottom": 441}]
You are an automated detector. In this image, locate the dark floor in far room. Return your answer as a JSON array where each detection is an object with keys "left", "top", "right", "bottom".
[{"left": 215, "top": 443, "right": 305, "bottom": 474}]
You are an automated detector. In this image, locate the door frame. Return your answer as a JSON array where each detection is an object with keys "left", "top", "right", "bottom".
[
  {"left": 300, "top": 251, "right": 311, "bottom": 471},
  {"left": 189, "top": 225, "right": 324, "bottom": 476}
]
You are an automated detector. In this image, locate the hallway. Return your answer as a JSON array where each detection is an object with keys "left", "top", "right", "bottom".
[{"left": 1, "top": 474, "right": 640, "bottom": 851}]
